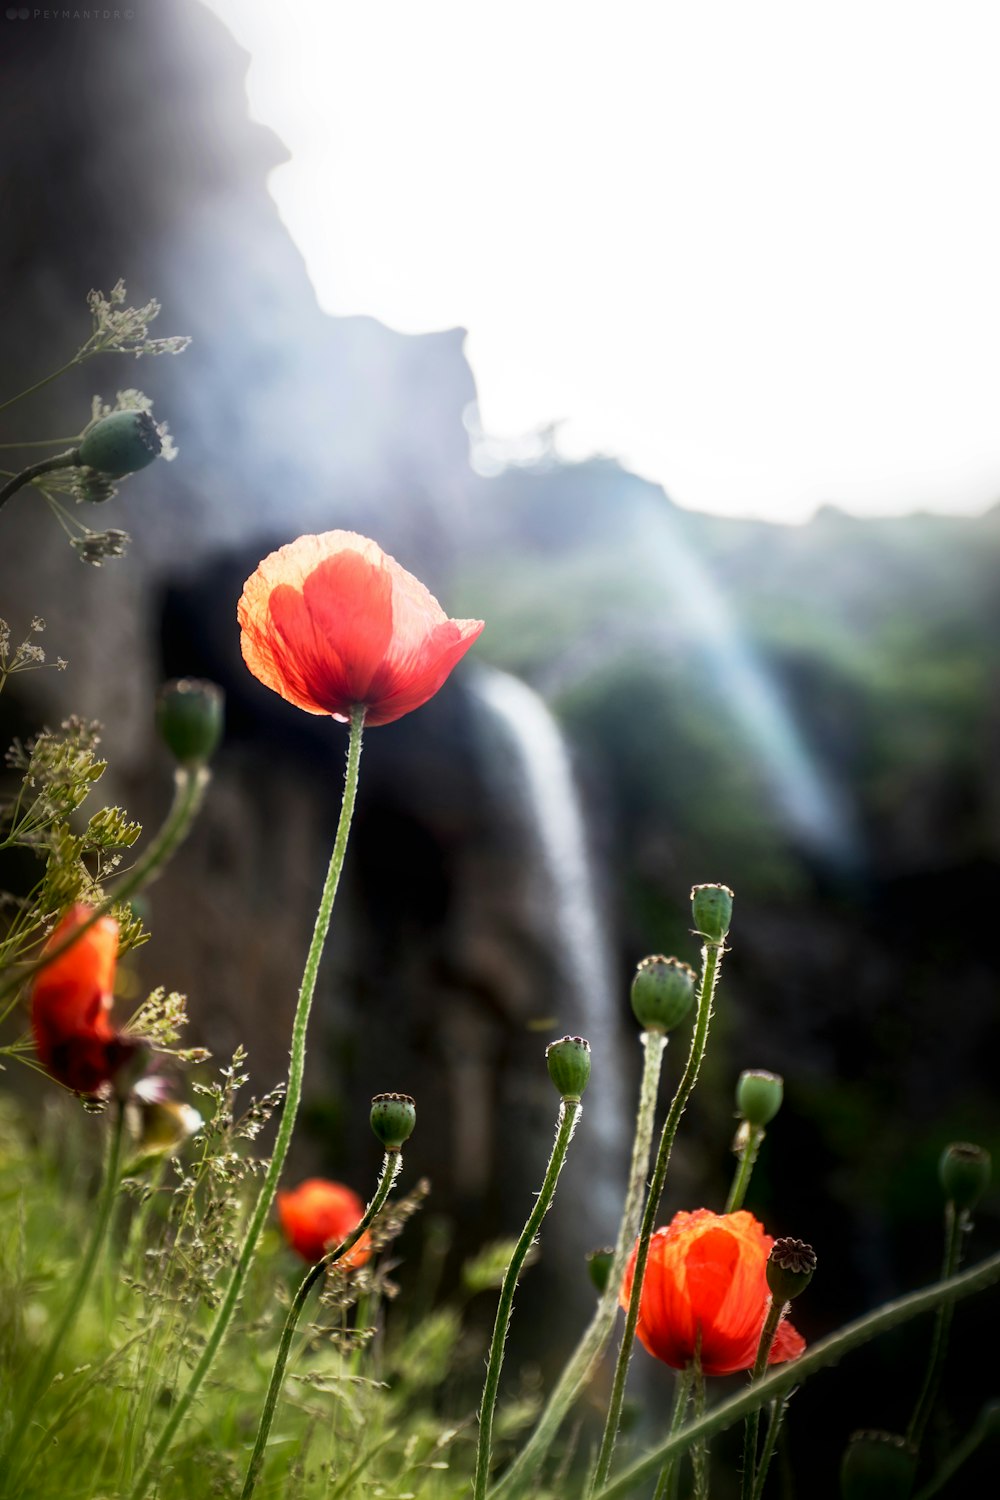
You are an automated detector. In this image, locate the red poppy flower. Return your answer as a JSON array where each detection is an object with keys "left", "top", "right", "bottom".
[
  {"left": 620, "top": 1209, "right": 806, "bottom": 1376},
  {"left": 238, "top": 531, "right": 485, "bottom": 727},
  {"left": 31, "top": 905, "right": 137, "bottom": 1094},
  {"left": 277, "top": 1178, "right": 372, "bottom": 1267}
]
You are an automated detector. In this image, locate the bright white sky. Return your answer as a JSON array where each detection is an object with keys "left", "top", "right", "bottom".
[{"left": 205, "top": 0, "right": 1000, "bottom": 523}]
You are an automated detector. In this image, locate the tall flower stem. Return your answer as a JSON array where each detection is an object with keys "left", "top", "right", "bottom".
[
  {"left": 725, "top": 1125, "right": 765, "bottom": 1214},
  {"left": 749, "top": 1398, "right": 786, "bottom": 1500},
  {"left": 740, "top": 1299, "right": 784, "bottom": 1500},
  {"left": 0, "top": 447, "right": 81, "bottom": 513},
  {"left": 592, "top": 1246, "right": 1000, "bottom": 1500},
  {"left": 591, "top": 937, "right": 726, "bottom": 1492},
  {"left": 0, "top": 765, "right": 209, "bottom": 1016},
  {"left": 240, "top": 1149, "right": 402, "bottom": 1500},
  {"left": 128, "top": 707, "right": 366, "bottom": 1499},
  {"left": 474, "top": 1097, "right": 582, "bottom": 1500},
  {"left": 9, "top": 1099, "right": 126, "bottom": 1455},
  {"left": 906, "top": 1200, "right": 965, "bottom": 1452},
  {"left": 495, "top": 1031, "right": 668, "bottom": 1496}
]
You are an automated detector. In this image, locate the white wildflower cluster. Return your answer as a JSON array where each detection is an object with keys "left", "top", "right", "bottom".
[
  {"left": 0, "top": 615, "right": 67, "bottom": 689},
  {"left": 84, "top": 279, "right": 191, "bottom": 360}
]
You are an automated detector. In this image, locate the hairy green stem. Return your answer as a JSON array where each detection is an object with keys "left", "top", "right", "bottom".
[
  {"left": 0, "top": 448, "right": 81, "bottom": 513},
  {"left": 652, "top": 1367, "right": 694, "bottom": 1500},
  {"left": 8, "top": 1100, "right": 126, "bottom": 1459},
  {"left": 474, "top": 1096, "right": 582, "bottom": 1500},
  {"left": 494, "top": 1031, "right": 667, "bottom": 1496},
  {"left": 749, "top": 1398, "right": 785, "bottom": 1500},
  {"left": 592, "top": 938, "right": 725, "bottom": 1492},
  {"left": 240, "top": 1149, "right": 402, "bottom": 1500},
  {"left": 740, "top": 1300, "right": 784, "bottom": 1500},
  {"left": 725, "top": 1125, "right": 765, "bottom": 1215},
  {"left": 128, "top": 707, "right": 366, "bottom": 1498},
  {"left": 0, "top": 765, "right": 209, "bottom": 1014},
  {"left": 907, "top": 1201, "right": 964, "bottom": 1452},
  {"left": 592, "top": 1246, "right": 1000, "bottom": 1500}
]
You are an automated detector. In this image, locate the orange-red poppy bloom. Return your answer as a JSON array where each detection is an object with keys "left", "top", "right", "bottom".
[
  {"left": 31, "top": 905, "right": 136, "bottom": 1094},
  {"left": 238, "top": 531, "right": 485, "bottom": 727},
  {"left": 277, "top": 1178, "right": 372, "bottom": 1267},
  {"left": 621, "top": 1209, "right": 806, "bottom": 1376}
]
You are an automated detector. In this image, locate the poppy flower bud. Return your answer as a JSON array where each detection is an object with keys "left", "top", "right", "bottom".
[
  {"left": 370, "top": 1092, "right": 416, "bottom": 1151},
  {"left": 630, "top": 956, "right": 696, "bottom": 1034},
  {"left": 545, "top": 1035, "right": 591, "bottom": 1101},
  {"left": 78, "top": 409, "right": 162, "bottom": 476},
  {"left": 766, "top": 1237, "right": 816, "bottom": 1302},
  {"left": 736, "top": 1069, "right": 784, "bottom": 1127},
  {"left": 939, "top": 1141, "right": 991, "bottom": 1211},
  {"left": 586, "top": 1246, "right": 615, "bottom": 1293},
  {"left": 839, "top": 1431, "right": 917, "bottom": 1500},
  {"left": 691, "top": 883, "right": 734, "bottom": 942},
  {"left": 156, "top": 678, "right": 224, "bottom": 769}
]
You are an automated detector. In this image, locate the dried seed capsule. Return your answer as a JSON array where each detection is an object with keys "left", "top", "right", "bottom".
[
  {"left": 736, "top": 1069, "right": 784, "bottom": 1127},
  {"left": 545, "top": 1035, "right": 591, "bottom": 1101},
  {"left": 690, "top": 883, "right": 734, "bottom": 942},
  {"left": 156, "top": 678, "right": 224, "bottom": 768},
  {"left": 630, "top": 956, "right": 696, "bottom": 1033},
  {"left": 370, "top": 1092, "right": 416, "bottom": 1151},
  {"left": 79, "top": 409, "right": 162, "bottom": 476}
]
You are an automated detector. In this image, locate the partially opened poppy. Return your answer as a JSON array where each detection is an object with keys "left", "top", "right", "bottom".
[
  {"left": 277, "top": 1178, "right": 371, "bottom": 1267},
  {"left": 621, "top": 1208, "right": 806, "bottom": 1376},
  {"left": 31, "top": 905, "right": 139, "bottom": 1094},
  {"left": 238, "top": 531, "right": 485, "bottom": 727}
]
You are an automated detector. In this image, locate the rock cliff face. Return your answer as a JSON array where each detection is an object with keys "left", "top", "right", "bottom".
[{"left": 0, "top": 0, "right": 629, "bottom": 1339}]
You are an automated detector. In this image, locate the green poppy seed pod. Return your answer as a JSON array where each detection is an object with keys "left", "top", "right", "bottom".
[
  {"left": 156, "top": 679, "right": 224, "bottom": 769},
  {"left": 630, "top": 956, "right": 696, "bottom": 1033},
  {"left": 586, "top": 1246, "right": 615, "bottom": 1294},
  {"left": 545, "top": 1035, "right": 591, "bottom": 1100},
  {"left": 370, "top": 1092, "right": 416, "bottom": 1151},
  {"left": 736, "top": 1069, "right": 784, "bottom": 1127},
  {"left": 766, "top": 1237, "right": 816, "bottom": 1302},
  {"left": 839, "top": 1431, "right": 917, "bottom": 1500},
  {"left": 691, "top": 882, "right": 734, "bottom": 942},
  {"left": 78, "top": 409, "right": 162, "bottom": 477},
  {"left": 939, "top": 1141, "right": 991, "bottom": 1211}
]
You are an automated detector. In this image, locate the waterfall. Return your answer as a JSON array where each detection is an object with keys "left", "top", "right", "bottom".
[{"left": 469, "top": 665, "right": 629, "bottom": 1237}]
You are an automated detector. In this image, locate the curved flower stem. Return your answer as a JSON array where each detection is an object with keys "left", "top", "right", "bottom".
[
  {"left": 907, "top": 1200, "right": 965, "bottom": 1453},
  {"left": 240, "top": 1149, "right": 402, "bottom": 1500},
  {"left": 0, "top": 447, "right": 81, "bottom": 514},
  {"left": 128, "top": 706, "right": 366, "bottom": 1499},
  {"left": 652, "top": 1367, "right": 694, "bottom": 1500},
  {"left": 9, "top": 1099, "right": 126, "bottom": 1456},
  {"left": 0, "top": 765, "right": 210, "bottom": 1015},
  {"left": 740, "top": 1299, "right": 784, "bottom": 1500},
  {"left": 592, "top": 1246, "right": 1000, "bottom": 1500},
  {"left": 494, "top": 1031, "right": 667, "bottom": 1496},
  {"left": 591, "top": 937, "right": 726, "bottom": 1493},
  {"left": 474, "top": 1096, "right": 582, "bottom": 1500},
  {"left": 725, "top": 1125, "right": 765, "bottom": 1214}
]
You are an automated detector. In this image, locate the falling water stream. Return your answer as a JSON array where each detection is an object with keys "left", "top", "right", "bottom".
[{"left": 470, "top": 665, "right": 629, "bottom": 1237}]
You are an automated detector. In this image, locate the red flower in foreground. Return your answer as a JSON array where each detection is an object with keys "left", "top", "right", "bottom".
[
  {"left": 31, "top": 905, "right": 136, "bottom": 1094},
  {"left": 277, "top": 1178, "right": 372, "bottom": 1267},
  {"left": 238, "top": 531, "right": 485, "bottom": 727},
  {"left": 621, "top": 1209, "right": 806, "bottom": 1376}
]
